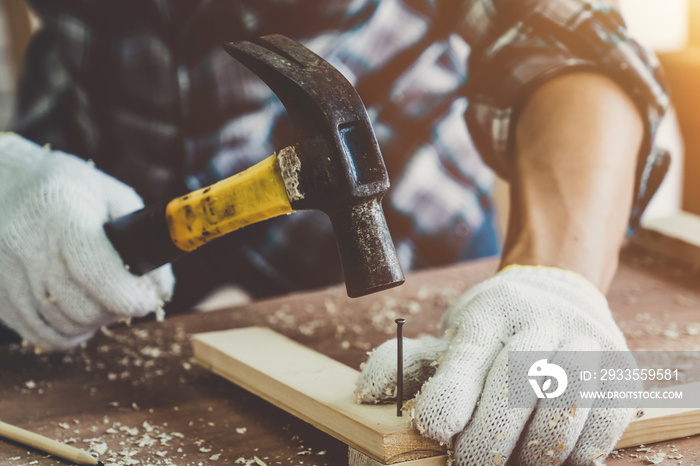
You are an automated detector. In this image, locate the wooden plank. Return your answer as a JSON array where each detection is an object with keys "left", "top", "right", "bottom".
[
  {"left": 633, "top": 212, "right": 700, "bottom": 267},
  {"left": 191, "top": 327, "right": 445, "bottom": 464},
  {"left": 192, "top": 327, "right": 700, "bottom": 465},
  {"left": 616, "top": 404, "right": 700, "bottom": 449},
  {"left": 348, "top": 447, "right": 446, "bottom": 466}
]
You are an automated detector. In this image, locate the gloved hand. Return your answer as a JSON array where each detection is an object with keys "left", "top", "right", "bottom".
[
  {"left": 0, "top": 133, "right": 175, "bottom": 350},
  {"left": 356, "top": 266, "right": 635, "bottom": 465}
]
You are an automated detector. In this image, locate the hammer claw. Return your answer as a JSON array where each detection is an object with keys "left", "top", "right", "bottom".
[{"left": 223, "top": 34, "right": 405, "bottom": 297}]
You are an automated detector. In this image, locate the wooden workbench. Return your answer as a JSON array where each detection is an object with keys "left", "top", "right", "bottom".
[{"left": 1, "top": 244, "right": 699, "bottom": 466}]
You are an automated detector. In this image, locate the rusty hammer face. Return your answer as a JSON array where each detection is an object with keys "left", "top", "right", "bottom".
[{"left": 223, "top": 35, "right": 404, "bottom": 297}]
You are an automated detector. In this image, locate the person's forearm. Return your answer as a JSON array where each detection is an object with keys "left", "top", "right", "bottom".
[{"left": 499, "top": 72, "right": 644, "bottom": 292}]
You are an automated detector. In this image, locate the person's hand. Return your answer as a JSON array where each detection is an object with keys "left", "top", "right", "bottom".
[
  {"left": 355, "top": 266, "right": 635, "bottom": 465},
  {"left": 0, "top": 133, "right": 175, "bottom": 350}
]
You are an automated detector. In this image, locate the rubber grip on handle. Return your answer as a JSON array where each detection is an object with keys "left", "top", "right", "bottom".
[{"left": 104, "top": 201, "right": 184, "bottom": 275}]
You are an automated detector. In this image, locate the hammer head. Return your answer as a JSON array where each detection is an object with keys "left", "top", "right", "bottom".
[{"left": 223, "top": 34, "right": 404, "bottom": 297}]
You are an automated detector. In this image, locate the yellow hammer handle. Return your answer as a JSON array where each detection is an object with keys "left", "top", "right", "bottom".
[{"left": 166, "top": 154, "right": 293, "bottom": 252}]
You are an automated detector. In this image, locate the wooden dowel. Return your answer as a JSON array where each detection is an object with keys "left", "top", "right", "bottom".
[{"left": 0, "top": 420, "right": 101, "bottom": 465}]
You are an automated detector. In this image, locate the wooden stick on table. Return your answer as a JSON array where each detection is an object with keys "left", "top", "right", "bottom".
[
  {"left": 192, "top": 326, "right": 445, "bottom": 464},
  {"left": 0, "top": 420, "right": 102, "bottom": 465},
  {"left": 192, "top": 327, "right": 700, "bottom": 466}
]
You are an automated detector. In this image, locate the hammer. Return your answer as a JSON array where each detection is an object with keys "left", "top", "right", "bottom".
[{"left": 104, "top": 34, "right": 405, "bottom": 298}]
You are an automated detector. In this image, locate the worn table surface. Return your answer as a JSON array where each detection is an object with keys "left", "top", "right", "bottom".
[{"left": 1, "top": 245, "right": 700, "bottom": 466}]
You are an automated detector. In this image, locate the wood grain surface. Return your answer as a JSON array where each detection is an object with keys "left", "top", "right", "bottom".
[
  {"left": 192, "top": 327, "right": 446, "bottom": 464},
  {"left": 0, "top": 245, "right": 699, "bottom": 465},
  {"left": 192, "top": 327, "right": 700, "bottom": 465}
]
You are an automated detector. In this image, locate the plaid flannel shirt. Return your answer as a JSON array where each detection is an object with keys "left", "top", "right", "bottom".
[{"left": 13, "top": 0, "right": 668, "bottom": 300}]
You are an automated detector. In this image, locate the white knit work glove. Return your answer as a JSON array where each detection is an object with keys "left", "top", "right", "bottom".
[
  {"left": 356, "top": 266, "right": 636, "bottom": 465},
  {"left": 0, "top": 133, "right": 175, "bottom": 350}
]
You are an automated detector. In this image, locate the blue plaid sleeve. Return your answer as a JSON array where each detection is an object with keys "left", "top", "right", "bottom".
[
  {"left": 12, "top": 0, "right": 672, "bottom": 302},
  {"left": 451, "top": 0, "right": 670, "bottom": 228},
  {"left": 14, "top": 0, "right": 102, "bottom": 159}
]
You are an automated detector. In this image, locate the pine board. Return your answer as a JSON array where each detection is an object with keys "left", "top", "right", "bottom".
[
  {"left": 191, "top": 327, "right": 445, "bottom": 464},
  {"left": 633, "top": 212, "right": 700, "bottom": 267},
  {"left": 192, "top": 327, "right": 700, "bottom": 465}
]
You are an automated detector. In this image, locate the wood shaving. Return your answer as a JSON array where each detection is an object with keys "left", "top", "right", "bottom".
[
  {"left": 298, "top": 319, "right": 324, "bottom": 336},
  {"left": 643, "top": 451, "right": 665, "bottom": 464},
  {"left": 686, "top": 323, "right": 700, "bottom": 336},
  {"left": 235, "top": 457, "right": 268, "bottom": 466}
]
